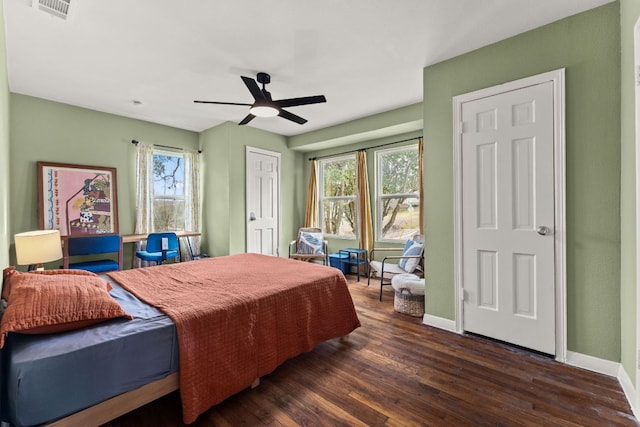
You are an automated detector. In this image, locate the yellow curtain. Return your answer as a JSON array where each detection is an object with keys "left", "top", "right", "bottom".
[
  {"left": 304, "top": 159, "right": 318, "bottom": 228},
  {"left": 418, "top": 138, "right": 424, "bottom": 236},
  {"left": 357, "top": 150, "right": 374, "bottom": 252}
]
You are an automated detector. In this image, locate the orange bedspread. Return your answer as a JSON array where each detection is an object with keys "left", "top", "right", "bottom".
[{"left": 108, "top": 253, "right": 360, "bottom": 424}]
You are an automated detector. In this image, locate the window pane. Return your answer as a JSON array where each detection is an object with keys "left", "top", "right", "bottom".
[
  {"left": 154, "top": 198, "right": 185, "bottom": 231},
  {"left": 154, "top": 154, "right": 185, "bottom": 197},
  {"left": 322, "top": 199, "right": 356, "bottom": 237},
  {"left": 381, "top": 149, "right": 419, "bottom": 195},
  {"left": 323, "top": 158, "right": 355, "bottom": 197},
  {"left": 153, "top": 153, "right": 185, "bottom": 231},
  {"left": 380, "top": 197, "right": 420, "bottom": 240}
]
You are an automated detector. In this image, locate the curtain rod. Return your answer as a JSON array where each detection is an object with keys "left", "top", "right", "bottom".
[
  {"left": 308, "top": 135, "right": 422, "bottom": 161},
  {"left": 131, "top": 139, "right": 202, "bottom": 154}
]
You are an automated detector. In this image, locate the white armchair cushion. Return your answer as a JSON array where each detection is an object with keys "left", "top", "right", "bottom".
[{"left": 369, "top": 260, "right": 407, "bottom": 279}]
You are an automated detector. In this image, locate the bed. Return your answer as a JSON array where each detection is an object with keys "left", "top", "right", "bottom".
[{"left": 0, "top": 253, "right": 360, "bottom": 426}]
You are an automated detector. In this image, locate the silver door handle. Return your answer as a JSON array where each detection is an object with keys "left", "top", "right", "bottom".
[
  {"left": 249, "top": 212, "right": 256, "bottom": 221},
  {"left": 536, "top": 225, "right": 550, "bottom": 236}
]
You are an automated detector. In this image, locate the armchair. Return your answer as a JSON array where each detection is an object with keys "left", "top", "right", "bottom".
[
  {"left": 368, "top": 235, "right": 424, "bottom": 301},
  {"left": 288, "top": 227, "right": 328, "bottom": 265}
]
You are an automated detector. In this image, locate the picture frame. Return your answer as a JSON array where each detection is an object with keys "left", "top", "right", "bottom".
[{"left": 37, "top": 161, "right": 119, "bottom": 237}]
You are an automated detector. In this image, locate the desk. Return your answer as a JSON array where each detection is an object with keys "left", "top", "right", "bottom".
[
  {"left": 339, "top": 248, "right": 369, "bottom": 282},
  {"left": 123, "top": 231, "right": 201, "bottom": 265},
  {"left": 122, "top": 230, "right": 201, "bottom": 244}
]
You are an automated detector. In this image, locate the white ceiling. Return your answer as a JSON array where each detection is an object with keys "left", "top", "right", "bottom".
[{"left": 3, "top": 0, "right": 614, "bottom": 137}]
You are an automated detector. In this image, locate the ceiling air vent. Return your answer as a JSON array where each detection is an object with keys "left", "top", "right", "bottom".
[{"left": 34, "top": 0, "right": 72, "bottom": 20}]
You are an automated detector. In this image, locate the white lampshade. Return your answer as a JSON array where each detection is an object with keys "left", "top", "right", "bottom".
[
  {"left": 15, "top": 229, "right": 63, "bottom": 269},
  {"left": 249, "top": 105, "right": 279, "bottom": 117}
]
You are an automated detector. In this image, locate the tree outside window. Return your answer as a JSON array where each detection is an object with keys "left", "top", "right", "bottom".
[
  {"left": 376, "top": 145, "right": 419, "bottom": 241},
  {"left": 153, "top": 151, "right": 185, "bottom": 231},
  {"left": 319, "top": 155, "right": 356, "bottom": 238}
]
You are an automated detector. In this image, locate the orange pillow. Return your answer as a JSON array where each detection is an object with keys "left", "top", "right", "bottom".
[
  {"left": 2, "top": 268, "right": 110, "bottom": 302},
  {"left": 0, "top": 272, "right": 132, "bottom": 348}
]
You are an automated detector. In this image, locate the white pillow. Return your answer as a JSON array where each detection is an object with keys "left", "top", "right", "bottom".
[
  {"left": 298, "top": 232, "right": 324, "bottom": 254},
  {"left": 398, "top": 240, "right": 423, "bottom": 273}
]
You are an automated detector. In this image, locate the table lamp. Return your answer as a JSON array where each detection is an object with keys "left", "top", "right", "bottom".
[{"left": 15, "top": 230, "right": 63, "bottom": 271}]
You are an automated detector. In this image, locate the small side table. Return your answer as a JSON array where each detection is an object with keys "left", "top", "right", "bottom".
[{"left": 339, "top": 248, "right": 369, "bottom": 282}]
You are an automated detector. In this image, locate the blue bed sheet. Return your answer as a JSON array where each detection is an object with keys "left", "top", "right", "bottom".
[{"left": 0, "top": 278, "right": 178, "bottom": 427}]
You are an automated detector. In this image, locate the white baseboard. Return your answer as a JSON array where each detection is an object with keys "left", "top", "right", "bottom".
[
  {"left": 422, "top": 313, "right": 457, "bottom": 332},
  {"left": 565, "top": 350, "right": 620, "bottom": 377},
  {"left": 618, "top": 365, "right": 639, "bottom": 417},
  {"left": 566, "top": 351, "right": 639, "bottom": 418}
]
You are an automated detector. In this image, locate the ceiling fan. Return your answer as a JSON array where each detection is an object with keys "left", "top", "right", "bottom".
[{"left": 194, "top": 72, "right": 327, "bottom": 125}]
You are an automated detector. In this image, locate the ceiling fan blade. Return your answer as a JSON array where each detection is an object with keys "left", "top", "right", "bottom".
[
  {"left": 241, "top": 76, "right": 268, "bottom": 102},
  {"left": 274, "top": 95, "right": 327, "bottom": 108},
  {"left": 194, "top": 100, "right": 252, "bottom": 106},
  {"left": 279, "top": 109, "right": 307, "bottom": 125},
  {"left": 238, "top": 114, "right": 256, "bottom": 125}
]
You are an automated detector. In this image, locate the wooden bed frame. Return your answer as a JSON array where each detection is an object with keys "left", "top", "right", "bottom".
[{"left": 44, "top": 374, "right": 262, "bottom": 427}]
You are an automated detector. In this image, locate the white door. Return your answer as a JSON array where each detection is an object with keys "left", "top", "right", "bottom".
[
  {"left": 461, "top": 81, "right": 556, "bottom": 354},
  {"left": 246, "top": 147, "right": 280, "bottom": 255}
]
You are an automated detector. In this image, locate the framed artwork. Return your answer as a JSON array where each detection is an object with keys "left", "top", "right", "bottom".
[{"left": 37, "top": 161, "right": 119, "bottom": 237}]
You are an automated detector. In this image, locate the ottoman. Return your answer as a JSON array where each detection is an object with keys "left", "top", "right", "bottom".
[{"left": 391, "top": 273, "right": 425, "bottom": 317}]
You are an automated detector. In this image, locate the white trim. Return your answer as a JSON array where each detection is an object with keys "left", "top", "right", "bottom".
[
  {"left": 245, "top": 146, "right": 281, "bottom": 256},
  {"left": 634, "top": 14, "right": 640, "bottom": 414},
  {"left": 620, "top": 363, "right": 640, "bottom": 417},
  {"left": 452, "top": 69, "right": 567, "bottom": 360},
  {"left": 565, "top": 350, "right": 619, "bottom": 377},
  {"left": 422, "top": 314, "right": 457, "bottom": 332}
]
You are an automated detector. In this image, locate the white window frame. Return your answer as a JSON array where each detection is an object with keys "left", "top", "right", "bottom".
[
  {"left": 319, "top": 154, "right": 357, "bottom": 240},
  {"left": 375, "top": 144, "right": 420, "bottom": 243},
  {"left": 153, "top": 149, "right": 186, "bottom": 231}
]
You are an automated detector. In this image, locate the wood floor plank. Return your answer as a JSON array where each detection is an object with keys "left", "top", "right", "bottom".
[{"left": 103, "top": 276, "right": 639, "bottom": 427}]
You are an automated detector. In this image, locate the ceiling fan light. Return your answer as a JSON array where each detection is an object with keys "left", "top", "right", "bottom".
[{"left": 250, "top": 105, "right": 279, "bottom": 117}]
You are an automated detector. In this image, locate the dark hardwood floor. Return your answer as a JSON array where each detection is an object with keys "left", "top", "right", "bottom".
[{"left": 103, "top": 276, "right": 638, "bottom": 427}]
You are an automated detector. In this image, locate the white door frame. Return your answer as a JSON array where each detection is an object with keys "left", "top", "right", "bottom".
[
  {"left": 634, "top": 15, "right": 640, "bottom": 402},
  {"left": 245, "top": 146, "right": 281, "bottom": 255},
  {"left": 453, "top": 69, "right": 567, "bottom": 361}
]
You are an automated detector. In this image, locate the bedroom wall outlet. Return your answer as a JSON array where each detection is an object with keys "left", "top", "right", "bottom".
[{"left": 161, "top": 237, "right": 169, "bottom": 250}]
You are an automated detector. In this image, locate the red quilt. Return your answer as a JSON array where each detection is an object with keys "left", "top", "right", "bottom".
[{"left": 108, "top": 253, "right": 360, "bottom": 424}]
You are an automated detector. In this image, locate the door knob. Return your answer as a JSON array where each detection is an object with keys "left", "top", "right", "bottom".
[
  {"left": 249, "top": 212, "right": 256, "bottom": 221},
  {"left": 536, "top": 225, "right": 550, "bottom": 236}
]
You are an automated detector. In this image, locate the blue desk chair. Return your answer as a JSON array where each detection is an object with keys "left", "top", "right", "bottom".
[
  {"left": 63, "top": 234, "right": 123, "bottom": 273},
  {"left": 135, "top": 232, "right": 180, "bottom": 265}
]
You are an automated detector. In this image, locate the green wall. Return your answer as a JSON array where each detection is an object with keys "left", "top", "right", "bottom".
[
  {"left": 423, "top": 4, "right": 621, "bottom": 361},
  {"left": 0, "top": 1, "right": 10, "bottom": 269},
  {"left": 620, "top": 0, "right": 640, "bottom": 384},
  {"left": 8, "top": 94, "right": 199, "bottom": 267},
  {"left": 199, "top": 121, "right": 303, "bottom": 258}
]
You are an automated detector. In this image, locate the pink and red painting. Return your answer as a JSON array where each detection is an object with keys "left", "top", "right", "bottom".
[{"left": 38, "top": 162, "right": 118, "bottom": 237}]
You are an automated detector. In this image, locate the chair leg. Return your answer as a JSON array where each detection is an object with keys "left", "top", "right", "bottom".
[{"left": 379, "top": 266, "right": 385, "bottom": 302}]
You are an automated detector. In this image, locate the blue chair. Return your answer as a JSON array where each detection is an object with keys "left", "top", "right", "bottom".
[
  {"left": 63, "top": 234, "right": 123, "bottom": 273},
  {"left": 135, "top": 232, "right": 180, "bottom": 265}
]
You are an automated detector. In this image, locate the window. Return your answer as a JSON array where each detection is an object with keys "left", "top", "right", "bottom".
[
  {"left": 319, "top": 155, "right": 356, "bottom": 238},
  {"left": 376, "top": 145, "right": 420, "bottom": 241},
  {"left": 153, "top": 151, "right": 185, "bottom": 231}
]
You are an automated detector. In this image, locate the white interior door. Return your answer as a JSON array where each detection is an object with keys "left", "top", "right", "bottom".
[
  {"left": 460, "top": 81, "right": 556, "bottom": 355},
  {"left": 246, "top": 147, "right": 280, "bottom": 256}
]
